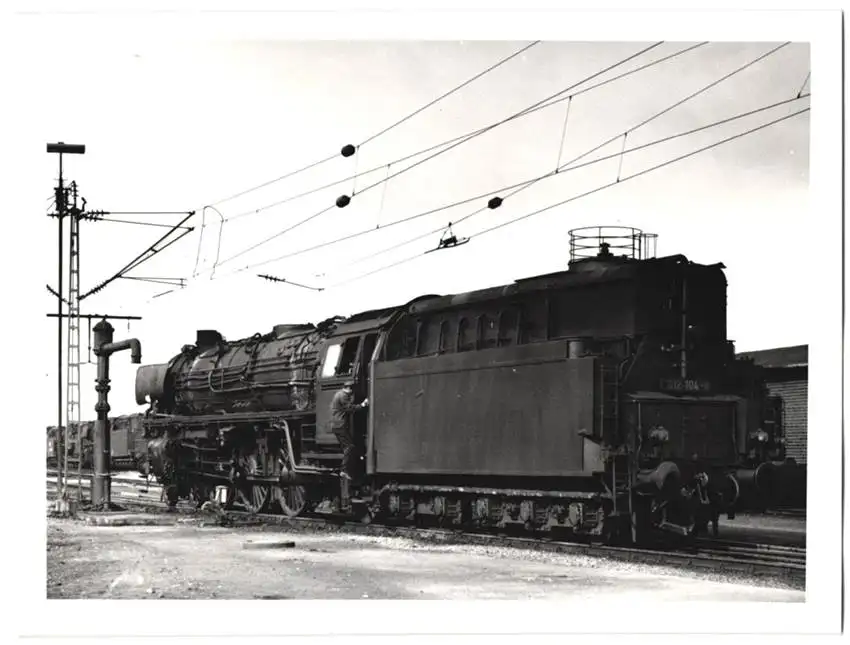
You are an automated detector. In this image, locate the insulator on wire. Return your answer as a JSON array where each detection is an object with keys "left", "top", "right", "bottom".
[
  {"left": 488, "top": 196, "right": 503, "bottom": 210},
  {"left": 341, "top": 144, "right": 356, "bottom": 158},
  {"left": 336, "top": 195, "right": 351, "bottom": 208}
]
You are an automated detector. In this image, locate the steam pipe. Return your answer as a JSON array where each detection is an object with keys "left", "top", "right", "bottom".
[{"left": 92, "top": 319, "right": 142, "bottom": 509}]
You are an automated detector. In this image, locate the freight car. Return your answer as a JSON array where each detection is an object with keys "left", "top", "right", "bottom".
[
  {"left": 46, "top": 414, "right": 148, "bottom": 473},
  {"left": 109, "top": 414, "right": 150, "bottom": 472},
  {"left": 134, "top": 227, "right": 787, "bottom": 543},
  {"left": 46, "top": 422, "right": 93, "bottom": 471}
]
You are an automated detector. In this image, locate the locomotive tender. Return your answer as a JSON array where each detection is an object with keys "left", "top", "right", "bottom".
[{"left": 134, "top": 227, "right": 784, "bottom": 543}]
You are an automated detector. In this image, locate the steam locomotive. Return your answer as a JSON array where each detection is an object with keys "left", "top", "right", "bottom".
[{"left": 134, "top": 227, "right": 788, "bottom": 543}]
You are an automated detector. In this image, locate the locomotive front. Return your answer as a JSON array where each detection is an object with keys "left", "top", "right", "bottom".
[
  {"left": 133, "top": 322, "right": 335, "bottom": 506},
  {"left": 135, "top": 324, "right": 325, "bottom": 416}
]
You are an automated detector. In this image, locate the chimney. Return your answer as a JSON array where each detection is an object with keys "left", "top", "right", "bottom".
[{"left": 196, "top": 330, "right": 223, "bottom": 351}]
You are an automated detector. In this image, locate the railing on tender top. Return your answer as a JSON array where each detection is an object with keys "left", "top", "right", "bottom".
[{"left": 568, "top": 226, "right": 658, "bottom": 262}]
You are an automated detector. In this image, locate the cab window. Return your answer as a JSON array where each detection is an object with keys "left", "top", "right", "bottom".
[
  {"left": 336, "top": 337, "right": 360, "bottom": 376},
  {"left": 321, "top": 344, "right": 342, "bottom": 378}
]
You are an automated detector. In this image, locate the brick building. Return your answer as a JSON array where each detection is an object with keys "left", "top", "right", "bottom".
[{"left": 737, "top": 345, "right": 808, "bottom": 465}]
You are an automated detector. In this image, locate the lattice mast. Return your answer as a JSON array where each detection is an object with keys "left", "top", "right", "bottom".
[
  {"left": 65, "top": 182, "right": 83, "bottom": 500},
  {"left": 46, "top": 142, "right": 86, "bottom": 505}
]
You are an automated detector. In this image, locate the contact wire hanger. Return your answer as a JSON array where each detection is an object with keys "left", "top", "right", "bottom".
[{"left": 425, "top": 222, "right": 470, "bottom": 254}]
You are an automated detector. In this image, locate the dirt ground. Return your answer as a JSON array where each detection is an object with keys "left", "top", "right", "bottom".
[{"left": 45, "top": 514, "right": 804, "bottom": 601}]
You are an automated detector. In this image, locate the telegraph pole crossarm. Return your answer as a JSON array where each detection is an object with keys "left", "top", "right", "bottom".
[{"left": 46, "top": 313, "right": 143, "bottom": 321}]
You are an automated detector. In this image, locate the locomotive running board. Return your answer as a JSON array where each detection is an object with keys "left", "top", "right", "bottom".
[{"left": 143, "top": 411, "right": 310, "bottom": 427}]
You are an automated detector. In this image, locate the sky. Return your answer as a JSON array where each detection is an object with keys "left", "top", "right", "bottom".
[{"left": 9, "top": 35, "right": 814, "bottom": 420}]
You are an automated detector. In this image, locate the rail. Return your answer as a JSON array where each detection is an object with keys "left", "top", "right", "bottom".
[{"left": 46, "top": 474, "right": 805, "bottom": 588}]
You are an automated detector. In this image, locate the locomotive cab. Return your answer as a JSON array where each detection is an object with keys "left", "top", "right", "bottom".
[
  {"left": 312, "top": 331, "right": 378, "bottom": 464},
  {"left": 309, "top": 306, "right": 402, "bottom": 471}
]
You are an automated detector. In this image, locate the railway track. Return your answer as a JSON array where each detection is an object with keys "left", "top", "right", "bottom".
[
  {"left": 46, "top": 470, "right": 157, "bottom": 490},
  {"left": 46, "top": 474, "right": 805, "bottom": 589},
  {"left": 765, "top": 508, "right": 807, "bottom": 519}
]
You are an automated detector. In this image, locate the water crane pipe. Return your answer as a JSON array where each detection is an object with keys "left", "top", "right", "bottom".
[{"left": 92, "top": 319, "right": 141, "bottom": 509}]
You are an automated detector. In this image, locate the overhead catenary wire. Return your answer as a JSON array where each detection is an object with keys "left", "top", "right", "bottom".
[
  {"left": 797, "top": 71, "right": 811, "bottom": 98},
  {"left": 222, "top": 41, "right": 693, "bottom": 226},
  {"left": 123, "top": 229, "right": 195, "bottom": 277},
  {"left": 469, "top": 108, "right": 810, "bottom": 241},
  {"left": 98, "top": 217, "right": 193, "bottom": 230},
  {"left": 206, "top": 42, "right": 667, "bottom": 274},
  {"left": 80, "top": 212, "right": 196, "bottom": 301},
  {"left": 376, "top": 164, "right": 391, "bottom": 229},
  {"left": 87, "top": 228, "right": 195, "bottom": 300},
  {"left": 359, "top": 40, "right": 541, "bottom": 146},
  {"left": 98, "top": 211, "right": 194, "bottom": 216},
  {"left": 615, "top": 133, "right": 629, "bottom": 182},
  {"left": 206, "top": 152, "right": 340, "bottom": 209},
  {"left": 46, "top": 284, "right": 71, "bottom": 306},
  {"left": 326, "top": 107, "right": 809, "bottom": 290},
  {"left": 350, "top": 149, "right": 360, "bottom": 196},
  {"left": 208, "top": 207, "right": 227, "bottom": 278},
  {"left": 191, "top": 205, "right": 226, "bottom": 278},
  {"left": 327, "top": 95, "right": 812, "bottom": 277},
  {"left": 119, "top": 276, "right": 186, "bottom": 287},
  {"left": 151, "top": 42, "right": 799, "bottom": 306},
  {"left": 192, "top": 207, "right": 209, "bottom": 277},
  {"left": 146, "top": 97, "right": 808, "bottom": 306},
  {"left": 554, "top": 96, "right": 573, "bottom": 171},
  {"left": 213, "top": 203, "right": 338, "bottom": 271},
  {"left": 319, "top": 42, "right": 795, "bottom": 275},
  {"left": 231, "top": 91, "right": 809, "bottom": 279},
  {"left": 204, "top": 41, "right": 539, "bottom": 210},
  {"left": 549, "top": 41, "right": 791, "bottom": 176}
]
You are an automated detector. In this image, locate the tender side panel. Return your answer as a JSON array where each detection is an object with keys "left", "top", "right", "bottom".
[{"left": 372, "top": 341, "right": 596, "bottom": 476}]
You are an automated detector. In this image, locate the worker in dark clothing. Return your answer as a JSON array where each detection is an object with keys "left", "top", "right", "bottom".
[{"left": 330, "top": 380, "right": 368, "bottom": 480}]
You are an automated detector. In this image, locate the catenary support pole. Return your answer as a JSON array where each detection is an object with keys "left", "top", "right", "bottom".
[
  {"left": 46, "top": 142, "right": 85, "bottom": 501},
  {"left": 57, "top": 159, "right": 64, "bottom": 495}
]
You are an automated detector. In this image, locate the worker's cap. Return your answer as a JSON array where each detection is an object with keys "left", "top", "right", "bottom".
[{"left": 343, "top": 380, "right": 355, "bottom": 387}]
